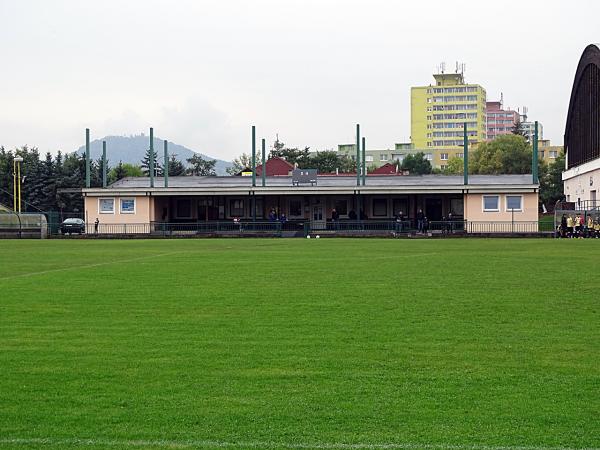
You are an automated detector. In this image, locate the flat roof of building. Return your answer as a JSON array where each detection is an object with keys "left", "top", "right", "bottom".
[{"left": 82, "top": 174, "right": 538, "bottom": 196}]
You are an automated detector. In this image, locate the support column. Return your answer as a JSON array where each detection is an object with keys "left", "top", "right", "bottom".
[
  {"left": 533, "top": 121, "right": 539, "bottom": 184},
  {"left": 261, "top": 138, "right": 266, "bottom": 187},
  {"left": 85, "top": 128, "right": 90, "bottom": 188},
  {"left": 251, "top": 126, "right": 256, "bottom": 187},
  {"left": 356, "top": 124, "right": 360, "bottom": 186},
  {"left": 463, "top": 122, "right": 469, "bottom": 185},
  {"left": 102, "top": 140, "right": 107, "bottom": 188},
  {"left": 164, "top": 140, "right": 169, "bottom": 188},
  {"left": 362, "top": 136, "right": 366, "bottom": 186},
  {"left": 149, "top": 128, "right": 155, "bottom": 188}
]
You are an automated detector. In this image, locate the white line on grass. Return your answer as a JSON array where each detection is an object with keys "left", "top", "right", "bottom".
[
  {"left": 0, "top": 437, "right": 597, "bottom": 450},
  {"left": 0, "top": 251, "right": 190, "bottom": 281}
]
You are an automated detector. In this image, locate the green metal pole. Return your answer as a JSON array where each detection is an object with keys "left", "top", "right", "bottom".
[
  {"left": 251, "top": 126, "right": 256, "bottom": 187},
  {"left": 463, "top": 122, "right": 469, "bottom": 185},
  {"left": 533, "top": 121, "right": 539, "bottom": 184},
  {"left": 85, "top": 128, "right": 90, "bottom": 188},
  {"left": 362, "top": 136, "right": 366, "bottom": 186},
  {"left": 149, "top": 128, "right": 154, "bottom": 188},
  {"left": 164, "top": 140, "right": 169, "bottom": 188},
  {"left": 261, "top": 138, "right": 266, "bottom": 187},
  {"left": 102, "top": 140, "right": 107, "bottom": 188},
  {"left": 356, "top": 124, "right": 360, "bottom": 186}
]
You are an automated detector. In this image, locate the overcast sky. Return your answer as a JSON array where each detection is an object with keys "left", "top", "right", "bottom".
[{"left": 1, "top": 0, "right": 598, "bottom": 160}]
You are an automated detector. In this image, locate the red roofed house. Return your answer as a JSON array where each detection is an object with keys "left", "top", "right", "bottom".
[{"left": 255, "top": 157, "right": 295, "bottom": 176}]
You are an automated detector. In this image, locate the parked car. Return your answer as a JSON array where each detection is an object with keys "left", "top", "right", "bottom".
[{"left": 61, "top": 218, "right": 85, "bottom": 235}]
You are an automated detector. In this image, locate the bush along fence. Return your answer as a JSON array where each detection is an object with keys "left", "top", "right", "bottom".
[{"left": 0, "top": 217, "right": 557, "bottom": 239}]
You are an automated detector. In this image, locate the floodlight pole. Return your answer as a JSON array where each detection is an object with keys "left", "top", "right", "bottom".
[
  {"left": 102, "top": 141, "right": 107, "bottom": 188},
  {"left": 85, "top": 128, "right": 90, "bottom": 188},
  {"left": 149, "top": 127, "right": 155, "bottom": 188},
  {"left": 164, "top": 140, "right": 169, "bottom": 188},
  {"left": 463, "top": 122, "right": 468, "bottom": 185}
]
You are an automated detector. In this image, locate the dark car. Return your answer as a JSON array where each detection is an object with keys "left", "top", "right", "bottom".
[{"left": 61, "top": 218, "right": 85, "bottom": 235}]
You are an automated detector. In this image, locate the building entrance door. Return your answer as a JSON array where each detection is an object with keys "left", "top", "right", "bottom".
[
  {"left": 311, "top": 198, "right": 326, "bottom": 230},
  {"left": 425, "top": 198, "right": 443, "bottom": 221}
]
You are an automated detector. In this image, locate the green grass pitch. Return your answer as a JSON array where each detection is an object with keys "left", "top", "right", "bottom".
[{"left": 1, "top": 239, "right": 599, "bottom": 450}]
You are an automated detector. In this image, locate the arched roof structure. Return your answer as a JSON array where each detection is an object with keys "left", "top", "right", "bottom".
[{"left": 565, "top": 44, "right": 600, "bottom": 169}]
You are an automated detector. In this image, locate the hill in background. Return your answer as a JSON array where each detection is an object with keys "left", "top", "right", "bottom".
[{"left": 75, "top": 134, "right": 232, "bottom": 175}]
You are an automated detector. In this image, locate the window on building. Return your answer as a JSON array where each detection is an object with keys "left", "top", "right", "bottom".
[
  {"left": 427, "top": 142, "right": 432, "bottom": 147},
  {"left": 483, "top": 195, "right": 499, "bottom": 212},
  {"left": 440, "top": 153, "right": 448, "bottom": 160},
  {"left": 120, "top": 198, "right": 135, "bottom": 214},
  {"left": 440, "top": 165, "right": 447, "bottom": 170},
  {"left": 177, "top": 198, "right": 193, "bottom": 218},
  {"left": 427, "top": 106, "right": 432, "bottom": 112},
  {"left": 254, "top": 197, "right": 264, "bottom": 218},
  {"left": 425, "top": 153, "right": 433, "bottom": 161},
  {"left": 506, "top": 195, "right": 522, "bottom": 211},
  {"left": 456, "top": 153, "right": 463, "bottom": 158},
  {"left": 392, "top": 153, "right": 404, "bottom": 162},
  {"left": 380, "top": 154, "right": 388, "bottom": 162},
  {"left": 427, "top": 115, "right": 432, "bottom": 121},
  {"left": 365, "top": 155, "right": 373, "bottom": 162},
  {"left": 549, "top": 150, "right": 558, "bottom": 158},
  {"left": 229, "top": 199, "right": 244, "bottom": 217},
  {"left": 450, "top": 198, "right": 464, "bottom": 216},
  {"left": 289, "top": 199, "right": 302, "bottom": 217},
  {"left": 372, "top": 198, "right": 387, "bottom": 217},
  {"left": 99, "top": 198, "right": 114, "bottom": 214}
]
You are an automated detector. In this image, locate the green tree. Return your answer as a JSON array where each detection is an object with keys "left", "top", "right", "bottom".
[
  {"left": 226, "top": 152, "right": 263, "bottom": 175},
  {"left": 512, "top": 120, "right": 528, "bottom": 141},
  {"left": 444, "top": 156, "right": 464, "bottom": 175},
  {"left": 470, "top": 134, "right": 531, "bottom": 174},
  {"left": 400, "top": 152, "right": 432, "bottom": 175},
  {"left": 141, "top": 147, "right": 163, "bottom": 176},
  {"left": 167, "top": 154, "right": 186, "bottom": 176},
  {"left": 108, "top": 162, "right": 142, "bottom": 183},
  {"left": 539, "top": 151, "right": 566, "bottom": 207},
  {"left": 187, "top": 154, "right": 216, "bottom": 176},
  {"left": 309, "top": 151, "right": 342, "bottom": 173},
  {"left": 269, "top": 137, "right": 311, "bottom": 167}
]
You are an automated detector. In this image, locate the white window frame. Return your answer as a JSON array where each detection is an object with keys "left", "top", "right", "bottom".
[
  {"left": 440, "top": 153, "right": 448, "bottom": 161},
  {"left": 482, "top": 195, "right": 500, "bottom": 212},
  {"left": 505, "top": 195, "right": 523, "bottom": 212},
  {"left": 365, "top": 155, "right": 374, "bottom": 162},
  {"left": 98, "top": 198, "right": 115, "bottom": 214},
  {"left": 120, "top": 198, "right": 136, "bottom": 214}
]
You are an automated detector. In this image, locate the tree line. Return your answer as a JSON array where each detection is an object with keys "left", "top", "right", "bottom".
[
  {"left": 0, "top": 134, "right": 565, "bottom": 214},
  {"left": 0, "top": 146, "right": 219, "bottom": 214}
]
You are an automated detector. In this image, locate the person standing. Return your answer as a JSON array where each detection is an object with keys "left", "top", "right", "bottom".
[
  {"left": 561, "top": 214, "right": 568, "bottom": 238},
  {"left": 395, "top": 211, "right": 404, "bottom": 233},
  {"left": 566, "top": 215, "right": 574, "bottom": 238},
  {"left": 94, "top": 218, "right": 99, "bottom": 234},
  {"left": 331, "top": 208, "right": 339, "bottom": 230},
  {"left": 416, "top": 208, "right": 425, "bottom": 233}
]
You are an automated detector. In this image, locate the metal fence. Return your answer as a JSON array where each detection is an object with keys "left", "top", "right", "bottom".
[{"left": 23, "top": 219, "right": 555, "bottom": 238}]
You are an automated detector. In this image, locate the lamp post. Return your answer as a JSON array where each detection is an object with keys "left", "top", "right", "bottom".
[{"left": 13, "top": 156, "right": 24, "bottom": 213}]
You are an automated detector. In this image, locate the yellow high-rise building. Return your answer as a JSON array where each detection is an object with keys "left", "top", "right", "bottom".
[{"left": 411, "top": 72, "right": 487, "bottom": 169}]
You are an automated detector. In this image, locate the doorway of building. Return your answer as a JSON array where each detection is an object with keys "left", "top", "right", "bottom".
[
  {"left": 425, "top": 198, "right": 443, "bottom": 221},
  {"left": 198, "top": 198, "right": 219, "bottom": 221},
  {"left": 311, "top": 197, "right": 325, "bottom": 230}
]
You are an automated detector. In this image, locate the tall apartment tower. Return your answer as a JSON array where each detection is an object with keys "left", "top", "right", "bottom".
[
  {"left": 486, "top": 99, "right": 520, "bottom": 140},
  {"left": 411, "top": 71, "right": 487, "bottom": 163}
]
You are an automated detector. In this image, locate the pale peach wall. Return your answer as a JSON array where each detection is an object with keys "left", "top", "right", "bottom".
[
  {"left": 464, "top": 192, "right": 538, "bottom": 230},
  {"left": 85, "top": 195, "right": 151, "bottom": 225}
]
